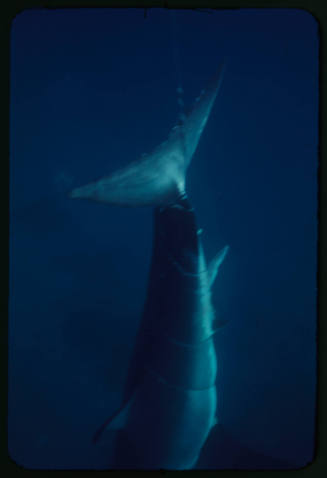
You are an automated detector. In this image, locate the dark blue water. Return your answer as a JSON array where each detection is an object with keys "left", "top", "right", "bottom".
[{"left": 9, "top": 8, "right": 318, "bottom": 469}]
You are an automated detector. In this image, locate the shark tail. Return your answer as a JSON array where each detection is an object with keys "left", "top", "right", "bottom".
[{"left": 70, "top": 63, "right": 225, "bottom": 208}]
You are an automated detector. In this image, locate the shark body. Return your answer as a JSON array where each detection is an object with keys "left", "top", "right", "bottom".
[
  {"left": 70, "top": 64, "right": 228, "bottom": 469},
  {"left": 109, "top": 197, "right": 229, "bottom": 469}
]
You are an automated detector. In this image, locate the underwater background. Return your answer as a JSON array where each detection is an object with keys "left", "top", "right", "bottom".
[{"left": 9, "top": 8, "right": 318, "bottom": 469}]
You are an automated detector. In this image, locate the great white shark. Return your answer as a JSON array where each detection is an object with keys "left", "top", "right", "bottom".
[{"left": 70, "top": 63, "right": 229, "bottom": 469}]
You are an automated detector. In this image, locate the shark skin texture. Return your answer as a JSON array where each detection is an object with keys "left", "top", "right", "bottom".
[{"left": 70, "top": 65, "right": 228, "bottom": 469}]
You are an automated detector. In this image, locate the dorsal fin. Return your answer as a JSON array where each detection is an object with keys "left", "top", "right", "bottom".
[{"left": 208, "top": 245, "right": 229, "bottom": 287}]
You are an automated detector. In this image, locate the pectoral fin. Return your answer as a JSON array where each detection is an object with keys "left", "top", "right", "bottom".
[{"left": 93, "top": 390, "right": 137, "bottom": 444}]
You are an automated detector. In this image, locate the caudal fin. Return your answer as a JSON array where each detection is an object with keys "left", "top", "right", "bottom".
[{"left": 70, "top": 63, "right": 225, "bottom": 208}]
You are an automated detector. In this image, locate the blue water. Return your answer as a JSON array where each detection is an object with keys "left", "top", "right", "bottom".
[{"left": 9, "top": 7, "right": 318, "bottom": 469}]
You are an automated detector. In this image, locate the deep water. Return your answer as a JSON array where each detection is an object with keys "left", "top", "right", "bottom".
[{"left": 9, "top": 7, "right": 318, "bottom": 469}]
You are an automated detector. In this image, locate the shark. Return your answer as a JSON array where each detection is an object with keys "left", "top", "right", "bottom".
[{"left": 70, "top": 63, "right": 228, "bottom": 469}]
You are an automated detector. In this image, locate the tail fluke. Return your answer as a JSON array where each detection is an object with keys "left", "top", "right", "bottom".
[{"left": 70, "top": 63, "right": 225, "bottom": 208}]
